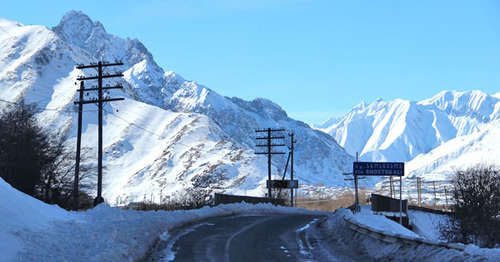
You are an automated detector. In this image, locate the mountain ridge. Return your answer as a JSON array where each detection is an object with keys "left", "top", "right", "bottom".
[
  {"left": 0, "top": 11, "right": 356, "bottom": 204},
  {"left": 317, "top": 90, "right": 499, "bottom": 164}
]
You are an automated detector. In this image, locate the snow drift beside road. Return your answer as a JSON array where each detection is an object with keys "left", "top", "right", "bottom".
[
  {"left": 2, "top": 176, "right": 498, "bottom": 261},
  {"left": 408, "top": 209, "right": 446, "bottom": 241},
  {"left": 0, "top": 178, "right": 75, "bottom": 261},
  {"left": 320, "top": 208, "right": 500, "bottom": 261},
  {"left": 351, "top": 206, "right": 420, "bottom": 238},
  {"left": 0, "top": 177, "right": 321, "bottom": 261}
]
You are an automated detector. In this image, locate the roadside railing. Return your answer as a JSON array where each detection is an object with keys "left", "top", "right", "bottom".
[{"left": 343, "top": 215, "right": 465, "bottom": 251}]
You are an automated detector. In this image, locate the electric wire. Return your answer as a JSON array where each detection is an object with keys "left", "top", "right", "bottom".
[{"left": 103, "top": 108, "right": 219, "bottom": 155}]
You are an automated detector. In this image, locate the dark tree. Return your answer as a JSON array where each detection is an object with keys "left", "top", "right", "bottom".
[
  {"left": 0, "top": 101, "right": 94, "bottom": 210},
  {"left": 0, "top": 101, "right": 56, "bottom": 196},
  {"left": 440, "top": 165, "right": 500, "bottom": 248}
]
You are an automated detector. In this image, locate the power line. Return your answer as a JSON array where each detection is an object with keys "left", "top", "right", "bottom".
[
  {"left": 0, "top": 97, "right": 97, "bottom": 113},
  {"left": 103, "top": 108, "right": 219, "bottom": 155}
]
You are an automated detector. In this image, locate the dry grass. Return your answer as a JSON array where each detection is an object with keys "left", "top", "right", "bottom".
[{"left": 295, "top": 189, "right": 371, "bottom": 212}]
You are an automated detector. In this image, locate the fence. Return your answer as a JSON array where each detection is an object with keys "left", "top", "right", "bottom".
[
  {"left": 371, "top": 193, "right": 408, "bottom": 214},
  {"left": 373, "top": 177, "right": 453, "bottom": 209},
  {"left": 214, "top": 193, "right": 285, "bottom": 206}
]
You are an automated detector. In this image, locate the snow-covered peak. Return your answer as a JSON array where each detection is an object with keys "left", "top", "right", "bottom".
[
  {"left": 320, "top": 90, "right": 499, "bottom": 162},
  {"left": 52, "top": 10, "right": 103, "bottom": 48},
  {"left": 0, "top": 17, "right": 23, "bottom": 30},
  {"left": 419, "top": 90, "right": 498, "bottom": 121},
  {"left": 313, "top": 116, "right": 342, "bottom": 130},
  {"left": 354, "top": 101, "right": 367, "bottom": 110},
  {"left": 53, "top": 10, "right": 156, "bottom": 68}
]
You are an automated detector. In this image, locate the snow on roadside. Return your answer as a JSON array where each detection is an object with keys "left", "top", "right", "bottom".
[
  {"left": 16, "top": 203, "right": 322, "bottom": 261},
  {"left": 319, "top": 208, "right": 500, "bottom": 261},
  {"left": 0, "top": 178, "right": 75, "bottom": 261},
  {"left": 0, "top": 176, "right": 322, "bottom": 261},
  {"left": 352, "top": 206, "right": 419, "bottom": 238},
  {"left": 408, "top": 209, "right": 446, "bottom": 240}
]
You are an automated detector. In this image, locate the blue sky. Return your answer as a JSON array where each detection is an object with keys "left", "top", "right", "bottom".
[{"left": 2, "top": 0, "right": 499, "bottom": 124}]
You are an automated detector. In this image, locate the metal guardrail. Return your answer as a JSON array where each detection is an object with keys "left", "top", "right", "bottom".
[
  {"left": 408, "top": 205, "right": 454, "bottom": 216},
  {"left": 343, "top": 215, "right": 465, "bottom": 251}
]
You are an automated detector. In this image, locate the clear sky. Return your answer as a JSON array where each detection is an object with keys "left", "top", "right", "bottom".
[{"left": 1, "top": 0, "right": 499, "bottom": 125}]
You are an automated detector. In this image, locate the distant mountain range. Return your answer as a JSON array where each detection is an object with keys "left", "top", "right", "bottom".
[
  {"left": 0, "top": 11, "right": 354, "bottom": 205},
  {"left": 316, "top": 90, "right": 500, "bottom": 177},
  {"left": 1, "top": 11, "right": 497, "bottom": 204}
]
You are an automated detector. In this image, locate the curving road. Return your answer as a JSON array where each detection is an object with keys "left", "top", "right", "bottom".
[{"left": 149, "top": 214, "right": 361, "bottom": 262}]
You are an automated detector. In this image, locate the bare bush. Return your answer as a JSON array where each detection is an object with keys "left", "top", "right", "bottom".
[
  {"left": 131, "top": 188, "right": 213, "bottom": 211},
  {"left": 439, "top": 165, "right": 500, "bottom": 248}
]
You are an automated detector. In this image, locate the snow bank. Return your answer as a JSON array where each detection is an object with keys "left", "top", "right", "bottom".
[
  {"left": 1, "top": 176, "right": 324, "bottom": 261},
  {"left": 351, "top": 206, "right": 419, "bottom": 238},
  {"left": 0, "top": 178, "right": 75, "bottom": 261},
  {"left": 409, "top": 209, "right": 447, "bottom": 240},
  {"left": 11, "top": 200, "right": 320, "bottom": 261},
  {"left": 319, "top": 208, "right": 500, "bottom": 261}
]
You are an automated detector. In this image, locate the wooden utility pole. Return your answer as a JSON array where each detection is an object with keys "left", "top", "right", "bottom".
[
  {"left": 433, "top": 181, "right": 437, "bottom": 206},
  {"left": 444, "top": 186, "right": 448, "bottom": 208},
  {"left": 389, "top": 176, "right": 393, "bottom": 198},
  {"left": 354, "top": 152, "right": 359, "bottom": 212},
  {"left": 72, "top": 81, "right": 84, "bottom": 210},
  {"left": 76, "top": 61, "right": 124, "bottom": 206},
  {"left": 399, "top": 175, "right": 403, "bottom": 225},
  {"left": 289, "top": 133, "right": 296, "bottom": 207},
  {"left": 417, "top": 177, "right": 422, "bottom": 207},
  {"left": 255, "top": 128, "right": 285, "bottom": 198}
]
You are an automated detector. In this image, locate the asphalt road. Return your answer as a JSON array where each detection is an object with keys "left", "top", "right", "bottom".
[{"left": 149, "top": 214, "right": 360, "bottom": 262}]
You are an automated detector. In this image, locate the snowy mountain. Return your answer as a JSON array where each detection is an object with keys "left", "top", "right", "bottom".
[
  {"left": 318, "top": 90, "right": 499, "bottom": 163},
  {"left": 405, "top": 119, "right": 500, "bottom": 179},
  {"left": 312, "top": 116, "right": 342, "bottom": 130},
  {"left": 0, "top": 11, "right": 354, "bottom": 204}
]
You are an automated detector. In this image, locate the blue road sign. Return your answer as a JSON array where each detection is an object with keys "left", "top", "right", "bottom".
[{"left": 353, "top": 162, "right": 404, "bottom": 176}]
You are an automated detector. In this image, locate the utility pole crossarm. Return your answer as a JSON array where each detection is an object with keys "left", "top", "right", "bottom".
[
  {"left": 77, "top": 84, "right": 123, "bottom": 92},
  {"left": 256, "top": 144, "right": 286, "bottom": 147},
  {"left": 256, "top": 136, "right": 286, "bottom": 140},
  {"left": 254, "top": 151, "right": 286, "bottom": 155},
  {"left": 75, "top": 97, "right": 125, "bottom": 105},
  {"left": 76, "top": 62, "right": 124, "bottom": 69},
  {"left": 255, "top": 128, "right": 285, "bottom": 132},
  {"left": 77, "top": 73, "right": 124, "bottom": 81}
]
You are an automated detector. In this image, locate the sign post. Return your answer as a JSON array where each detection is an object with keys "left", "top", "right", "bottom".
[
  {"left": 267, "top": 180, "right": 299, "bottom": 189},
  {"left": 353, "top": 161, "right": 405, "bottom": 224}
]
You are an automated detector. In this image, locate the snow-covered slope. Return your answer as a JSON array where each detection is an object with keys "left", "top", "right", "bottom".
[
  {"left": 0, "top": 177, "right": 74, "bottom": 260},
  {"left": 0, "top": 11, "right": 355, "bottom": 204},
  {"left": 164, "top": 77, "right": 354, "bottom": 186},
  {"left": 405, "top": 119, "right": 500, "bottom": 179},
  {"left": 312, "top": 116, "right": 342, "bottom": 130},
  {"left": 319, "top": 90, "right": 499, "bottom": 162},
  {"left": 50, "top": 11, "right": 353, "bottom": 185}
]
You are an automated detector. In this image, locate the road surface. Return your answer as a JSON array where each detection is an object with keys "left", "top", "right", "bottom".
[{"left": 148, "top": 214, "right": 362, "bottom": 261}]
